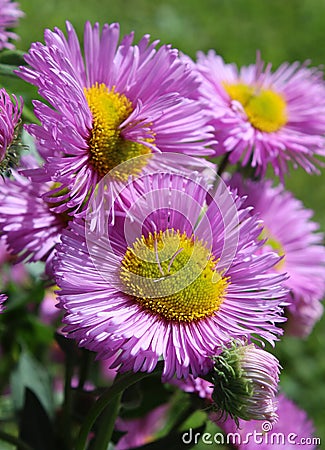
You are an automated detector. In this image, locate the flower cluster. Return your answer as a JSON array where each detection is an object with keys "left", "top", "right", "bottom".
[
  {"left": 0, "top": 0, "right": 24, "bottom": 50},
  {"left": 0, "top": 9, "right": 324, "bottom": 450}
]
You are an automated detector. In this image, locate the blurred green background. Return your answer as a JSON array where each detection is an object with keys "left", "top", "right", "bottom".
[{"left": 10, "top": 0, "right": 325, "bottom": 446}]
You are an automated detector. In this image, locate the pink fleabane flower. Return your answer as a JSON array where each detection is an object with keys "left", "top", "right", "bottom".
[
  {"left": 55, "top": 156, "right": 286, "bottom": 380},
  {"left": 0, "top": 293, "right": 7, "bottom": 311},
  {"left": 0, "top": 167, "right": 72, "bottom": 275},
  {"left": 171, "top": 373, "right": 213, "bottom": 399},
  {"left": 17, "top": 21, "right": 214, "bottom": 215},
  {"left": 0, "top": 236, "right": 29, "bottom": 286},
  {"left": 0, "top": 88, "right": 23, "bottom": 175},
  {"left": 195, "top": 51, "right": 325, "bottom": 178},
  {"left": 0, "top": 0, "right": 24, "bottom": 51},
  {"left": 229, "top": 174, "right": 325, "bottom": 337},
  {"left": 216, "top": 393, "right": 317, "bottom": 449},
  {"left": 39, "top": 287, "right": 62, "bottom": 325},
  {"left": 115, "top": 404, "right": 169, "bottom": 450}
]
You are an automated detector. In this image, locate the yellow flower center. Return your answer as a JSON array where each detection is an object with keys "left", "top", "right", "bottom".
[
  {"left": 223, "top": 82, "right": 287, "bottom": 133},
  {"left": 259, "top": 227, "right": 285, "bottom": 270},
  {"left": 120, "top": 229, "right": 229, "bottom": 322},
  {"left": 84, "top": 83, "right": 152, "bottom": 179}
]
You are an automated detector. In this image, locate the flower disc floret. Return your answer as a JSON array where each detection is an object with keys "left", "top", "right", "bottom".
[
  {"left": 84, "top": 83, "right": 151, "bottom": 178},
  {"left": 223, "top": 82, "right": 287, "bottom": 132},
  {"left": 120, "top": 229, "right": 228, "bottom": 322}
]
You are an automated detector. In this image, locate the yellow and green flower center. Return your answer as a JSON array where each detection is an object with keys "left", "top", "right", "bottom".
[
  {"left": 223, "top": 82, "right": 287, "bottom": 133},
  {"left": 259, "top": 227, "right": 285, "bottom": 270},
  {"left": 84, "top": 83, "right": 152, "bottom": 179},
  {"left": 120, "top": 229, "right": 229, "bottom": 322}
]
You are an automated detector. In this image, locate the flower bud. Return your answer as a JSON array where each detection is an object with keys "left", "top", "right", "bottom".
[
  {"left": 211, "top": 340, "right": 280, "bottom": 425},
  {"left": 0, "top": 89, "right": 24, "bottom": 177}
]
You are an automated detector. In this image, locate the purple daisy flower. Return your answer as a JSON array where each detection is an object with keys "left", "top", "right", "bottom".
[
  {"left": 0, "top": 0, "right": 24, "bottom": 51},
  {"left": 55, "top": 155, "right": 286, "bottom": 380},
  {"left": 0, "top": 165, "right": 71, "bottom": 275},
  {"left": 171, "top": 373, "right": 213, "bottom": 399},
  {"left": 17, "top": 21, "right": 214, "bottom": 215},
  {"left": 229, "top": 174, "right": 325, "bottom": 337},
  {"left": 0, "top": 293, "right": 7, "bottom": 311},
  {"left": 215, "top": 393, "right": 317, "bottom": 449},
  {"left": 0, "top": 235, "right": 29, "bottom": 286},
  {"left": 39, "top": 287, "right": 62, "bottom": 325},
  {"left": 285, "top": 295, "right": 323, "bottom": 338},
  {"left": 194, "top": 51, "right": 325, "bottom": 178},
  {"left": 115, "top": 404, "right": 169, "bottom": 450},
  {"left": 0, "top": 88, "right": 23, "bottom": 175}
]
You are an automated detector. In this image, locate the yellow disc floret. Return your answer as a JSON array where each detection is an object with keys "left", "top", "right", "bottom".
[
  {"left": 120, "top": 229, "right": 229, "bottom": 322},
  {"left": 223, "top": 82, "right": 287, "bottom": 133},
  {"left": 84, "top": 83, "right": 152, "bottom": 178}
]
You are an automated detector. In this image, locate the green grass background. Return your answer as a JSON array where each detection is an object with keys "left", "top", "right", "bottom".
[{"left": 12, "top": 0, "right": 325, "bottom": 446}]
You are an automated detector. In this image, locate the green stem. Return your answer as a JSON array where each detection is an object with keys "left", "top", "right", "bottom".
[
  {"left": 169, "top": 403, "right": 196, "bottom": 433},
  {"left": 91, "top": 392, "right": 122, "bottom": 450},
  {"left": 62, "top": 353, "right": 75, "bottom": 450},
  {"left": 217, "top": 153, "right": 230, "bottom": 176},
  {"left": 0, "top": 429, "right": 34, "bottom": 450},
  {"left": 75, "top": 361, "right": 163, "bottom": 450},
  {"left": 0, "top": 63, "right": 19, "bottom": 77},
  {"left": 78, "top": 350, "right": 93, "bottom": 391}
]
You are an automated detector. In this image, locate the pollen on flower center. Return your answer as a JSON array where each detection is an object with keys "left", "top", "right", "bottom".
[
  {"left": 223, "top": 82, "right": 287, "bottom": 133},
  {"left": 84, "top": 83, "right": 152, "bottom": 178},
  {"left": 120, "top": 229, "right": 229, "bottom": 322}
]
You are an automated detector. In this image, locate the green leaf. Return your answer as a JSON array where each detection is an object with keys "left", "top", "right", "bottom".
[
  {"left": 10, "top": 351, "right": 54, "bottom": 419},
  {"left": 0, "top": 63, "right": 19, "bottom": 77},
  {"left": 55, "top": 331, "right": 79, "bottom": 358},
  {"left": 0, "top": 49, "right": 26, "bottom": 66},
  {"left": 120, "top": 376, "right": 173, "bottom": 419},
  {"left": 19, "top": 388, "right": 55, "bottom": 450}
]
